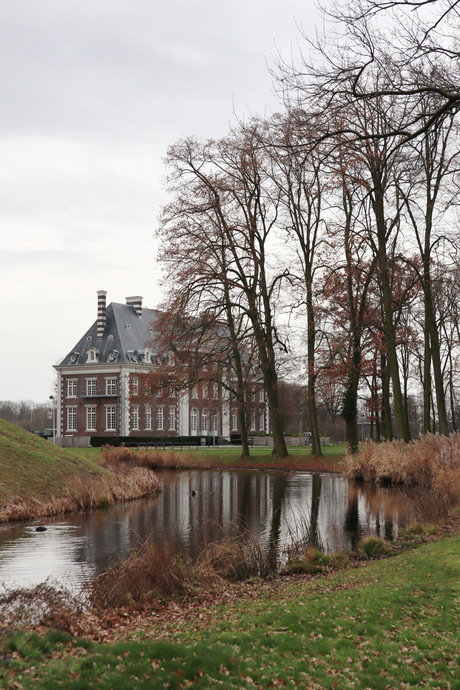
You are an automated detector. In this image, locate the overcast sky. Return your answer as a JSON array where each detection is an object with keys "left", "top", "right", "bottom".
[{"left": 0, "top": 0, "right": 319, "bottom": 403}]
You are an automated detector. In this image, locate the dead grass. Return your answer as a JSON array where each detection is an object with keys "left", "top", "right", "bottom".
[
  {"left": 88, "top": 527, "right": 272, "bottom": 610},
  {"left": 99, "top": 445, "right": 200, "bottom": 470},
  {"left": 196, "top": 529, "right": 271, "bottom": 582},
  {"left": 0, "top": 582, "right": 83, "bottom": 633},
  {"left": 346, "top": 433, "right": 460, "bottom": 516},
  {"left": 0, "top": 467, "right": 160, "bottom": 523},
  {"left": 89, "top": 542, "right": 196, "bottom": 609}
]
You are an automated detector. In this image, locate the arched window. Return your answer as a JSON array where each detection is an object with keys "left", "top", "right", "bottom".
[
  {"left": 190, "top": 407, "right": 198, "bottom": 433},
  {"left": 201, "top": 408, "right": 208, "bottom": 432}
]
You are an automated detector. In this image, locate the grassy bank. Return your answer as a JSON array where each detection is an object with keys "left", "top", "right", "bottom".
[
  {"left": 1, "top": 530, "right": 458, "bottom": 688},
  {"left": 0, "top": 420, "right": 160, "bottom": 523}
]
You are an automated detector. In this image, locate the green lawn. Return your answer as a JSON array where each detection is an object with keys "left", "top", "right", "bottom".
[{"left": 1, "top": 534, "right": 458, "bottom": 688}]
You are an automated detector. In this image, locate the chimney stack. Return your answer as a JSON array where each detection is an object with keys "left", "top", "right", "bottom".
[
  {"left": 97, "top": 290, "right": 107, "bottom": 339},
  {"left": 126, "top": 295, "right": 143, "bottom": 317}
]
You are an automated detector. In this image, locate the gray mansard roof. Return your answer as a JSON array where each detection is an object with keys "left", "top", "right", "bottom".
[{"left": 59, "top": 302, "right": 162, "bottom": 367}]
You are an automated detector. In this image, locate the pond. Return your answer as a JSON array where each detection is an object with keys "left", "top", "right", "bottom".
[{"left": 0, "top": 469, "right": 417, "bottom": 591}]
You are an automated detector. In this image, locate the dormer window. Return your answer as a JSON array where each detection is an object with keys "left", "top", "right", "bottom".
[
  {"left": 168, "top": 353, "right": 175, "bottom": 367},
  {"left": 107, "top": 349, "right": 119, "bottom": 363},
  {"left": 86, "top": 348, "right": 99, "bottom": 363}
]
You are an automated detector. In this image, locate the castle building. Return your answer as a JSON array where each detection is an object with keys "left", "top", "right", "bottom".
[{"left": 53, "top": 291, "right": 268, "bottom": 445}]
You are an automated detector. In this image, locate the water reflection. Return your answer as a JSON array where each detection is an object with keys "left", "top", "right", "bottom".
[{"left": 0, "top": 470, "right": 416, "bottom": 591}]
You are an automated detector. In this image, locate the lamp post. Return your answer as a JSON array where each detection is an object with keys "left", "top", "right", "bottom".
[{"left": 49, "top": 396, "right": 56, "bottom": 444}]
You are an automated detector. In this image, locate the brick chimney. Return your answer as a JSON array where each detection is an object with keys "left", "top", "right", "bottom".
[
  {"left": 126, "top": 295, "right": 143, "bottom": 317},
  {"left": 97, "top": 290, "right": 107, "bottom": 339}
]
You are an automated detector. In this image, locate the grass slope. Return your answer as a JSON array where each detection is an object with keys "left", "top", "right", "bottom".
[
  {"left": 1, "top": 534, "right": 459, "bottom": 688},
  {"left": 0, "top": 419, "right": 106, "bottom": 501}
]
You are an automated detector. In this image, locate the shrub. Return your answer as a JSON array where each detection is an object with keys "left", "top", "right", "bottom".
[
  {"left": 282, "top": 547, "right": 332, "bottom": 575},
  {"left": 359, "top": 536, "right": 389, "bottom": 558}
]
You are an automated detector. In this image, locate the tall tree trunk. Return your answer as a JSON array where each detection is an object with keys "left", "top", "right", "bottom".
[
  {"left": 306, "top": 286, "right": 322, "bottom": 456},
  {"left": 424, "top": 279, "right": 448, "bottom": 435},
  {"left": 380, "top": 353, "right": 393, "bottom": 441},
  {"left": 372, "top": 184, "right": 410, "bottom": 441},
  {"left": 341, "top": 342, "right": 361, "bottom": 454}
]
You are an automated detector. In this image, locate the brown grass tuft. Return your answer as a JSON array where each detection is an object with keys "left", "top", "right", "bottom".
[
  {"left": 89, "top": 541, "right": 196, "bottom": 609},
  {"left": 196, "top": 529, "right": 270, "bottom": 582}
]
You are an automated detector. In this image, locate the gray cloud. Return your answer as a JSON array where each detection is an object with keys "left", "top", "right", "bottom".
[{"left": 0, "top": 0, "right": 317, "bottom": 401}]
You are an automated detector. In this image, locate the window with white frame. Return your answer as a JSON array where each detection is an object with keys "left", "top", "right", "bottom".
[
  {"left": 86, "top": 378, "right": 97, "bottom": 396},
  {"left": 86, "top": 348, "right": 98, "bottom": 362},
  {"left": 144, "top": 404, "right": 152, "bottom": 431},
  {"left": 169, "top": 385, "right": 176, "bottom": 398},
  {"left": 259, "top": 388, "right": 265, "bottom": 403},
  {"left": 106, "top": 378, "right": 117, "bottom": 395},
  {"left": 168, "top": 405, "right": 176, "bottom": 430},
  {"left": 191, "top": 385, "right": 199, "bottom": 399},
  {"left": 202, "top": 383, "right": 209, "bottom": 399},
  {"left": 212, "top": 411, "right": 219, "bottom": 435},
  {"left": 86, "top": 405, "right": 96, "bottom": 431},
  {"left": 67, "top": 379, "right": 77, "bottom": 397},
  {"left": 131, "top": 404, "right": 140, "bottom": 431},
  {"left": 132, "top": 378, "right": 139, "bottom": 395},
  {"left": 67, "top": 406, "right": 77, "bottom": 432},
  {"left": 106, "top": 405, "right": 117, "bottom": 431},
  {"left": 259, "top": 411, "right": 265, "bottom": 431},
  {"left": 156, "top": 405, "right": 164, "bottom": 431},
  {"left": 190, "top": 407, "right": 198, "bottom": 433},
  {"left": 213, "top": 383, "right": 219, "bottom": 400},
  {"left": 156, "top": 384, "right": 163, "bottom": 398},
  {"left": 250, "top": 411, "right": 256, "bottom": 431},
  {"left": 251, "top": 389, "right": 256, "bottom": 402},
  {"left": 231, "top": 409, "right": 238, "bottom": 431},
  {"left": 201, "top": 408, "right": 208, "bottom": 432}
]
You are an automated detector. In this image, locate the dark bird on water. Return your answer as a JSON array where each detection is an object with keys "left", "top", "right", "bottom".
[{"left": 35, "top": 526, "right": 47, "bottom": 532}]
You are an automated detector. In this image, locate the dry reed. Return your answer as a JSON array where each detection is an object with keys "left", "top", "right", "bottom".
[
  {"left": 89, "top": 528, "right": 271, "bottom": 610},
  {"left": 99, "top": 445, "right": 197, "bottom": 470},
  {"left": 196, "top": 529, "right": 270, "bottom": 582},
  {"left": 89, "top": 541, "right": 195, "bottom": 609},
  {"left": 0, "top": 467, "right": 160, "bottom": 523},
  {"left": 346, "top": 433, "right": 460, "bottom": 514}
]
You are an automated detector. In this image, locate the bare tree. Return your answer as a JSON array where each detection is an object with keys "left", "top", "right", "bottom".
[
  {"left": 157, "top": 125, "right": 289, "bottom": 457},
  {"left": 265, "top": 112, "right": 329, "bottom": 455}
]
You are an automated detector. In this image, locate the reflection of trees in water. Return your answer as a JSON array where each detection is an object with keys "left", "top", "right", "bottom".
[
  {"left": 1, "top": 470, "right": 423, "bottom": 589},
  {"left": 344, "top": 492, "right": 360, "bottom": 550},
  {"left": 266, "top": 473, "right": 288, "bottom": 570},
  {"left": 309, "top": 474, "right": 322, "bottom": 549},
  {"left": 344, "top": 480, "right": 419, "bottom": 549}
]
